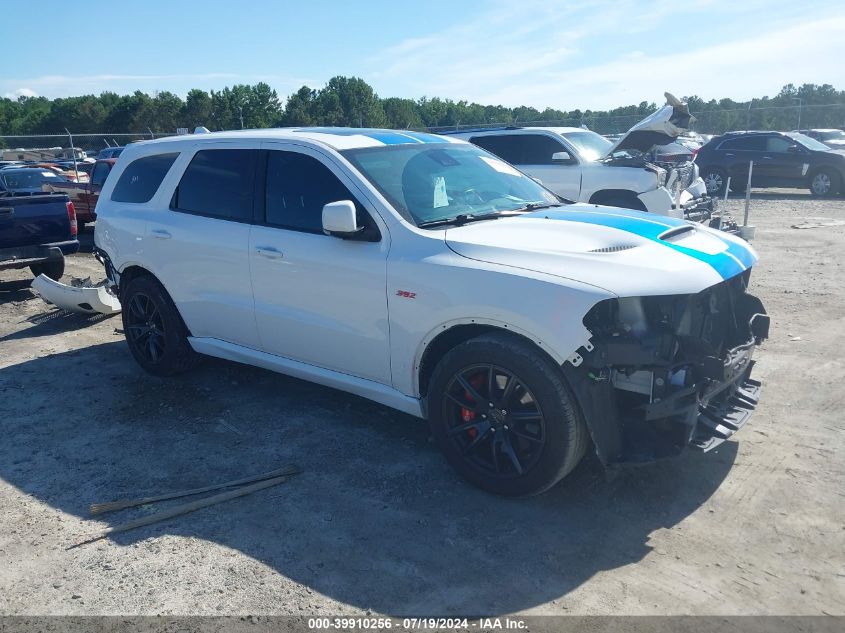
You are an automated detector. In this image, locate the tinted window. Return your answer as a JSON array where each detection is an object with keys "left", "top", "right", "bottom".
[
  {"left": 719, "top": 136, "right": 765, "bottom": 151},
  {"left": 765, "top": 136, "right": 795, "bottom": 153},
  {"left": 265, "top": 151, "right": 361, "bottom": 234},
  {"left": 471, "top": 134, "right": 563, "bottom": 165},
  {"left": 91, "top": 162, "right": 111, "bottom": 186},
  {"left": 470, "top": 135, "right": 523, "bottom": 164},
  {"left": 173, "top": 149, "right": 257, "bottom": 221},
  {"left": 519, "top": 134, "right": 565, "bottom": 164},
  {"left": 111, "top": 153, "right": 178, "bottom": 203}
]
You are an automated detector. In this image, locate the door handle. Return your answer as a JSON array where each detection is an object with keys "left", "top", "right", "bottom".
[
  {"left": 724, "top": 153, "right": 735, "bottom": 157},
  {"left": 255, "top": 246, "right": 284, "bottom": 259},
  {"left": 762, "top": 155, "right": 773, "bottom": 160},
  {"left": 150, "top": 228, "right": 172, "bottom": 240}
]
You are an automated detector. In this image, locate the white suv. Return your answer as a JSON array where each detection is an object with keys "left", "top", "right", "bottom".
[
  {"left": 94, "top": 127, "right": 768, "bottom": 496},
  {"left": 448, "top": 98, "right": 713, "bottom": 222}
]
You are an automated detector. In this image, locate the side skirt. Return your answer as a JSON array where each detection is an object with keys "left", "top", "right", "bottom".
[{"left": 187, "top": 337, "right": 425, "bottom": 418}]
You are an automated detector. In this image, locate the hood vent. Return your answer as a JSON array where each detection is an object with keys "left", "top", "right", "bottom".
[{"left": 589, "top": 244, "right": 638, "bottom": 253}]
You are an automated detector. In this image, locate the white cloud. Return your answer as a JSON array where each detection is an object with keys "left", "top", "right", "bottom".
[
  {"left": 367, "top": 0, "right": 845, "bottom": 110},
  {"left": 4, "top": 87, "right": 37, "bottom": 99}
]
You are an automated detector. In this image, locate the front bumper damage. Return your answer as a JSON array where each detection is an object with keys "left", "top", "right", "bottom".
[{"left": 564, "top": 271, "right": 769, "bottom": 467}]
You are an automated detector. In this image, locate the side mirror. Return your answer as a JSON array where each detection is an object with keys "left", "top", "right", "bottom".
[
  {"left": 787, "top": 145, "right": 804, "bottom": 154},
  {"left": 322, "top": 200, "right": 362, "bottom": 238},
  {"left": 551, "top": 151, "right": 572, "bottom": 163}
]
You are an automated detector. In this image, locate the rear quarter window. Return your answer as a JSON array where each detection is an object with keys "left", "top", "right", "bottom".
[{"left": 111, "top": 153, "right": 179, "bottom": 203}]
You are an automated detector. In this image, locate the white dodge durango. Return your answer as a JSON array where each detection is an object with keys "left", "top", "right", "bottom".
[{"left": 94, "top": 127, "right": 768, "bottom": 496}]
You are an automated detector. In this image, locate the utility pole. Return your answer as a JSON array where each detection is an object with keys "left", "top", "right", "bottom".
[
  {"left": 792, "top": 97, "right": 803, "bottom": 130},
  {"left": 237, "top": 105, "right": 244, "bottom": 130}
]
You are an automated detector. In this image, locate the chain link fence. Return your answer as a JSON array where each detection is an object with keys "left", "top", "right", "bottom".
[
  {"left": 0, "top": 132, "right": 179, "bottom": 161},
  {"left": 1, "top": 104, "right": 843, "bottom": 157},
  {"left": 429, "top": 103, "right": 845, "bottom": 135}
]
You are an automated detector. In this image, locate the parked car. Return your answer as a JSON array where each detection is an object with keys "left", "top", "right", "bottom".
[
  {"left": 19, "top": 162, "right": 89, "bottom": 183},
  {"left": 97, "top": 146, "right": 124, "bottom": 159},
  {"left": 0, "top": 167, "right": 68, "bottom": 194},
  {"left": 696, "top": 131, "right": 845, "bottom": 196},
  {"left": 795, "top": 129, "right": 845, "bottom": 150},
  {"left": 92, "top": 127, "right": 768, "bottom": 496},
  {"left": 0, "top": 175, "right": 78, "bottom": 280},
  {"left": 446, "top": 95, "right": 714, "bottom": 223},
  {"left": 43, "top": 158, "right": 116, "bottom": 225}
]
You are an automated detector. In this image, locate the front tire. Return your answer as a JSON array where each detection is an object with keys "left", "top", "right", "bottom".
[
  {"left": 30, "top": 258, "right": 65, "bottom": 281},
  {"left": 702, "top": 167, "right": 728, "bottom": 196},
  {"left": 121, "top": 275, "right": 199, "bottom": 376},
  {"left": 809, "top": 168, "right": 840, "bottom": 197},
  {"left": 428, "top": 333, "right": 588, "bottom": 497}
]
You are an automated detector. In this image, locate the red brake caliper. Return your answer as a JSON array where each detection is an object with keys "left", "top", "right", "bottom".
[{"left": 460, "top": 373, "right": 485, "bottom": 439}]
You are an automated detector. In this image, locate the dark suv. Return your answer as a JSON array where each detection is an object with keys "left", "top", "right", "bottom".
[{"left": 695, "top": 131, "right": 845, "bottom": 197}]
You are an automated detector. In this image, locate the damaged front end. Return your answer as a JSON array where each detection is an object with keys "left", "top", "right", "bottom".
[{"left": 565, "top": 271, "right": 769, "bottom": 466}]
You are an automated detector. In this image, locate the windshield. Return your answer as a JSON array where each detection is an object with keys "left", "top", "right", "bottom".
[
  {"left": 559, "top": 130, "right": 613, "bottom": 161},
  {"left": 788, "top": 133, "right": 832, "bottom": 152},
  {"left": 342, "top": 143, "right": 559, "bottom": 227},
  {"left": 1, "top": 169, "right": 64, "bottom": 189},
  {"left": 816, "top": 130, "right": 845, "bottom": 143}
]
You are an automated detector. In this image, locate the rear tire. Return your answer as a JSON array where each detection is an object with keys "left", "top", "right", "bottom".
[
  {"left": 30, "top": 258, "right": 65, "bottom": 281},
  {"left": 809, "top": 168, "right": 840, "bottom": 197},
  {"left": 428, "top": 333, "right": 588, "bottom": 497},
  {"left": 121, "top": 275, "right": 199, "bottom": 377}
]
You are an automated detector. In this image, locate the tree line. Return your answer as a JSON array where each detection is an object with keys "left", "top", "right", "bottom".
[{"left": 1, "top": 77, "right": 842, "bottom": 145}]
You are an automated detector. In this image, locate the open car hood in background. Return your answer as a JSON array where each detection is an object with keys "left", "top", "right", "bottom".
[{"left": 605, "top": 93, "right": 696, "bottom": 156}]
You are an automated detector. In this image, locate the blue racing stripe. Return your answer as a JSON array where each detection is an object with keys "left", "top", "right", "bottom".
[
  {"left": 296, "top": 127, "right": 445, "bottom": 145},
  {"left": 524, "top": 208, "right": 755, "bottom": 280}
]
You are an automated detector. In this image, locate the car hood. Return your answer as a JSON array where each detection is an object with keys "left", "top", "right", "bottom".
[
  {"left": 604, "top": 93, "right": 695, "bottom": 157},
  {"left": 444, "top": 205, "right": 757, "bottom": 297}
]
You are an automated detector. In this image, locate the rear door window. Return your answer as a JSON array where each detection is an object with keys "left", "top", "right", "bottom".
[
  {"left": 172, "top": 149, "right": 257, "bottom": 221},
  {"left": 111, "top": 153, "right": 178, "bottom": 203}
]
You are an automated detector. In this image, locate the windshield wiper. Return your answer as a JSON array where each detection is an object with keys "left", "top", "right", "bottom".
[
  {"left": 513, "top": 201, "right": 566, "bottom": 212},
  {"left": 417, "top": 210, "right": 531, "bottom": 228}
]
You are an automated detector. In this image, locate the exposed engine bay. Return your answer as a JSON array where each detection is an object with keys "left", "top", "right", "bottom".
[{"left": 565, "top": 271, "right": 769, "bottom": 465}]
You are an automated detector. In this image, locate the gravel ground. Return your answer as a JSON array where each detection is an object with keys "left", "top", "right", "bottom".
[{"left": 1, "top": 191, "right": 843, "bottom": 617}]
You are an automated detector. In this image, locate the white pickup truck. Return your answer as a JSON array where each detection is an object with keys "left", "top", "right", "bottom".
[
  {"left": 93, "top": 126, "right": 767, "bottom": 496},
  {"left": 448, "top": 95, "right": 714, "bottom": 223}
]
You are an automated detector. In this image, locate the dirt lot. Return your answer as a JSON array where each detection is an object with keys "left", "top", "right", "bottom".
[{"left": 1, "top": 191, "right": 843, "bottom": 617}]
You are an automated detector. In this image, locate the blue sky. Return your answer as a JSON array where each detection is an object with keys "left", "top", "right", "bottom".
[{"left": 3, "top": 0, "right": 844, "bottom": 109}]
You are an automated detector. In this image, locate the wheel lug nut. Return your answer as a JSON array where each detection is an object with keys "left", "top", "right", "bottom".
[
  {"left": 482, "top": 414, "right": 487, "bottom": 419},
  {"left": 504, "top": 425, "right": 509, "bottom": 430},
  {"left": 488, "top": 402, "right": 494, "bottom": 408}
]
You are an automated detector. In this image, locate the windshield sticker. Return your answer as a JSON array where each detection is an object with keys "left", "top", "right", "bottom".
[
  {"left": 433, "top": 176, "right": 448, "bottom": 208},
  {"left": 479, "top": 156, "right": 521, "bottom": 177}
]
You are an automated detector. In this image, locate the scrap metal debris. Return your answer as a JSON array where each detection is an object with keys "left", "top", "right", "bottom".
[
  {"left": 71, "top": 465, "right": 302, "bottom": 548},
  {"left": 791, "top": 219, "right": 845, "bottom": 230},
  {"left": 32, "top": 274, "right": 121, "bottom": 315}
]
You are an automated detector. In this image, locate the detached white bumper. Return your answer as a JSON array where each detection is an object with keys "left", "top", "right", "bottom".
[{"left": 32, "top": 274, "right": 121, "bottom": 315}]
